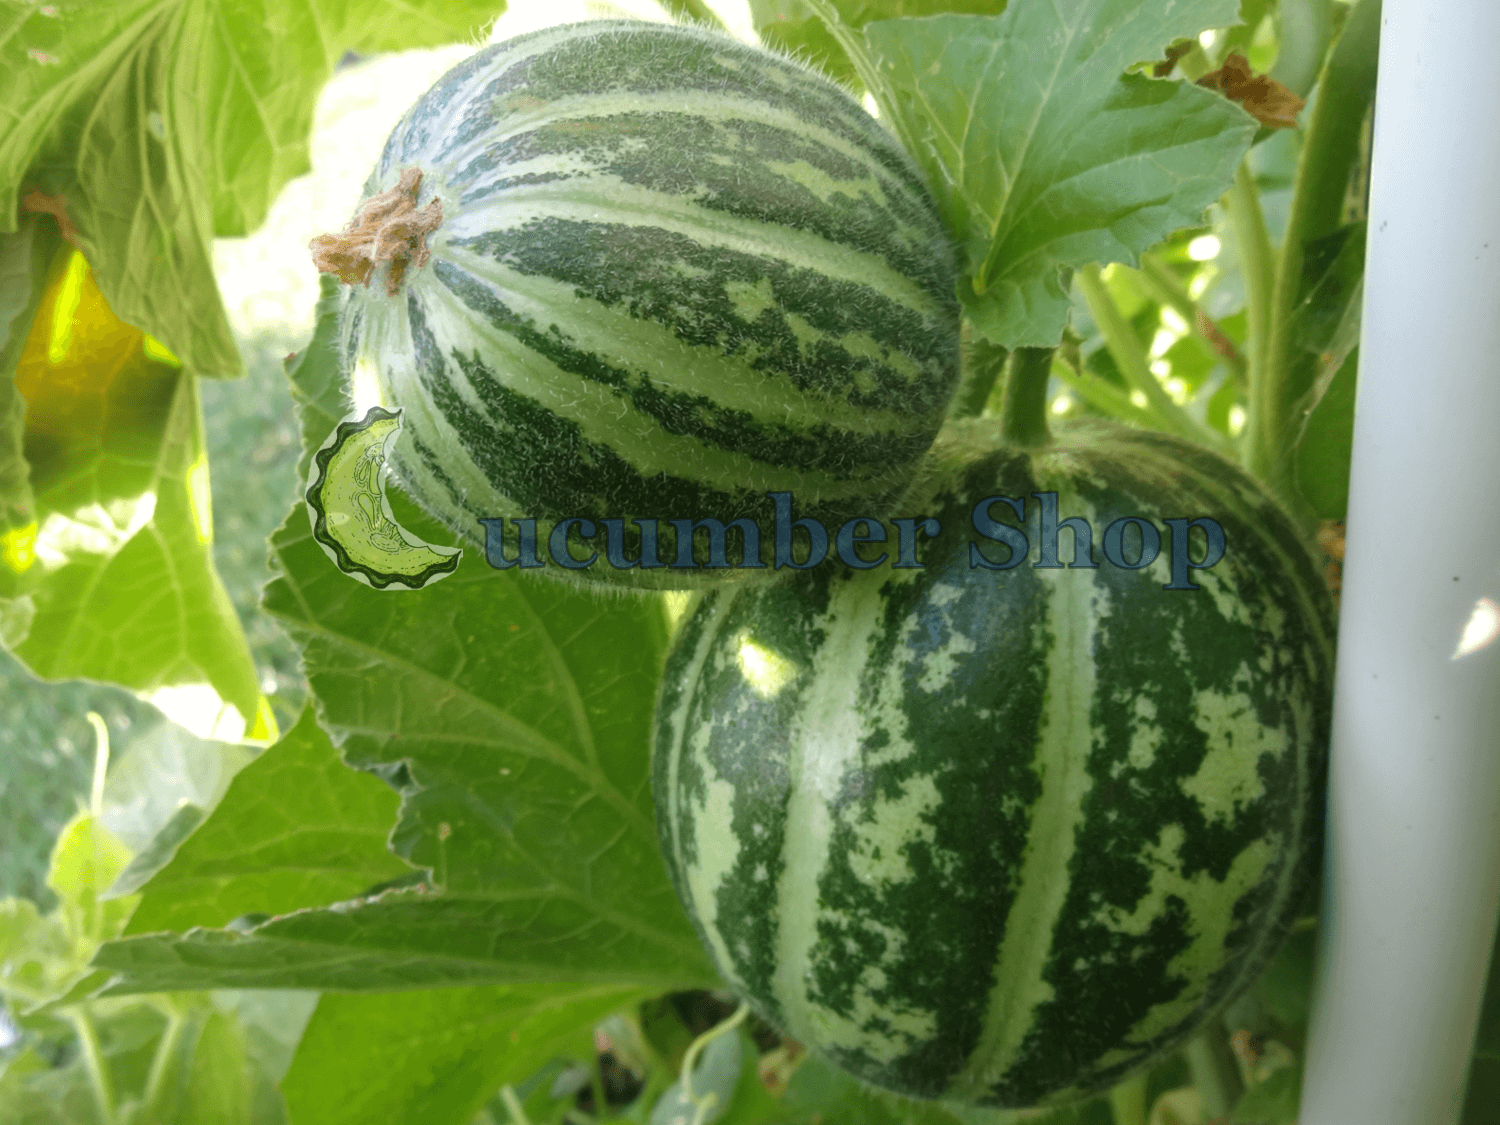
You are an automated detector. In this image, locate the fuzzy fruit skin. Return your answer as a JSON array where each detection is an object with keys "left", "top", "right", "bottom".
[
  {"left": 335, "top": 20, "right": 961, "bottom": 589},
  {"left": 652, "top": 420, "right": 1334, "bottom": 1106}
]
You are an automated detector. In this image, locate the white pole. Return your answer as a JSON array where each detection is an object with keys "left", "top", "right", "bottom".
[{"left": 1298, "top": 1, "right": 1500, "bottom": 1122}]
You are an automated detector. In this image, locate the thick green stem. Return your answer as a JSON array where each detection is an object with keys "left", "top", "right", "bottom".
[
  {"left": 142, "top": 1009, "right": 186, "bottom": 1115},
  {"left": 949, "top": 335, "right": 1009, "bottom": 420},
  {"left": 997, "top": 347, "right": 1052, "bottom": 447},
  {"left": 1225, "top": 161, "right": 1275, "bottom": 408},
  {"left": 1107, "top": 1070, "right": 1149, "bottom": 1125},
  {"left": 1136, "top": 253, "right": 1247, "bottom": 387},
  {"left": 67, "top": 1008, "right": 116, "bottom": 1125},
  {"left": 1185, "top": 1026, "right": 1245, "bottom": 1120},
  {"left": 1253, "top": 0, "right": 1382, "bottom": 500},
  {"left": 1076, "top": 264, "right": 1225, "bottom": 452}
]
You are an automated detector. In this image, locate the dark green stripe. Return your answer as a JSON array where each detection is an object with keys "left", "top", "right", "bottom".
[
  {"left": 401, "top": 294, "right": 908, "bottom": 551},
  {"left": 451, "top": 111, "right": 952, "bottom": 300},
  {"left": 415, "top": 23, "right": 933, "bottom": 207},
  {"left": 433, "top": 259, "right": 944, "bottom": 473},
  {"left": 445, "top": 223, "right": 956, "bottom": 415}
]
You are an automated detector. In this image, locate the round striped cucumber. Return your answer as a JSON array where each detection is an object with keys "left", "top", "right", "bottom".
[
  {"left": 317, "top": 20, "right": 961, "bottom": 588},
  {"left": 652, "top": 419, "right": 1334, "bottom": 1105}
]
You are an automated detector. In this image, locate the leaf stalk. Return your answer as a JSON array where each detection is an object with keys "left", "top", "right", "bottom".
[
  {"left": 1252, "top": 0, "right": 1383, "bottom": 506},
  {"left": 1076, "top": 264, "right": 1226, "bottom": 453}
]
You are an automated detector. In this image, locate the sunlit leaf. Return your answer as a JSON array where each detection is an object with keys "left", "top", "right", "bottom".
[
  {"left": 0, "top": 244, "right": 267, "bottom": 742},
  {"left": 0, "top": 216, "right": 58, "bottom": 537},
  {"left": 0, "top": 0, "right": 511, "bottom": 377},
  {"left": 835, "top": 0, "right": 1256, "bottom": 347}
]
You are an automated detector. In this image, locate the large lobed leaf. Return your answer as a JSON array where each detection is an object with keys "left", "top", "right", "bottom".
[
  {"left": 94, "top": 275, "right": 715, "bottom": 996},
  {"left": 0, "top": 0, "right": 509, "bottom": 378},
  {"left": 812, "top": 0, "right": 1257, "bottom": 348}
]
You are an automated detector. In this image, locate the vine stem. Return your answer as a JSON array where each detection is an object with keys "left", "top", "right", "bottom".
[
  {"left": 680, "top": 1001, "right": 749, "bottom": 1125},
  {"left": 1225, "top": 160, "right": 1275, "bottom": 437},
  {"left": 997, "top": 346, "right": 1054, "bottom": 447},
  {"left": 1075, "top": 264, "right": 1226, "bottom": 454},
  {"left": 1135, "top": 253, "right": 1247, "bottom": 387},
  {"left": 1251, "top": 0, "right": 1383, "bottom": 505},
  {"left": 67, "top": 1007, "right": 117, "bottom": 1125}
]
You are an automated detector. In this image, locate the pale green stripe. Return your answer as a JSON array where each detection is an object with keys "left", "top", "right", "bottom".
[
  {"left": 444, "top": 177, "right": 947, "bottom": 323},
  {"left": 435, "top": 237, "right": 930, "bottom": 435},
  {"left": 403, "top": 264, "right": 916, "bottom": 499}
]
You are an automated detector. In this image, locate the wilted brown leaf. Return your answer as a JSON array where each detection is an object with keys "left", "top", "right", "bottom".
[{"left": 1197, "top": 53, "right": 1305, "bottom": 128}]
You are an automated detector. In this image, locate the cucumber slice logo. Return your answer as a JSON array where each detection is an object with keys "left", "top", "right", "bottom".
[{"left": 306, "top": 406, "right": 460, "bottom": 590}]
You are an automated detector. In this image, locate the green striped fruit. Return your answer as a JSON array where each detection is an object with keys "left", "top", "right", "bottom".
[
  {"left": 652, "top": 419, "right": 1334, "bottom": 1106},
  {"left": 325, "top": 20, "right": 960, "bottom": 587}
]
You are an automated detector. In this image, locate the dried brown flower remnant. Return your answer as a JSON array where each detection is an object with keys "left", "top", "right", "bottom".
[
  {"left": 1197, "top": 54, "right": 1305, "bottom": 128},
  {"left": 310, "top": 167, "right": 443, "bottom": 295},
  {"left": 1316, "top": 519, "right": 1346, "bottom": 597}
]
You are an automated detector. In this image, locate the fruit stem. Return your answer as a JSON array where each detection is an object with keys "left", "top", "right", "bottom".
[
  {"left": 998, "top": 346, "right": 1054, "bottom": 448},
  {"left": 1250, "top": 0, "right": 1382, "bottom": 507}
]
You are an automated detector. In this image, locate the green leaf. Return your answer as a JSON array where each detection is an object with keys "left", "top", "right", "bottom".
[
  {"left": 0, "top": 898, "right": 71, "bottom": 1014},
  {"left": 0, "top": 216, "right": 57, "bottom": 539},
  {"left": 750, "top": 0, "right": 1007, "bottom": 90},
  {"left": 257, "top": 516, "right": 712, "bottom": 983},
  {"left": 101, "top": 803, "right": 207, "bottom": 903},
  {"left": 120, "top": 706, "right": 411, "bottom": 936},
  {"left": 280, "top": 984, "right": 648, "bottom": 1125},
  {"left": 99, "top": 718, "right": 256, "bottom": 855},
  {"left": 0, "top": 0, "right": 510, "bottom": 377},
  {"left": 1285, "top": 222, "right": 1363, "bottom": 518},
  {"left": 0, "top": 246, "right": 268, "bottom": 742},
  {"left": 853, "top": 0, "right": 1256, "bottom": 347},
  {"left": 46, "top": 814, "right": 135, "bottom": 950},
  {"left": 93, "top": 269, "right": 712, "bottom": 993}
]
